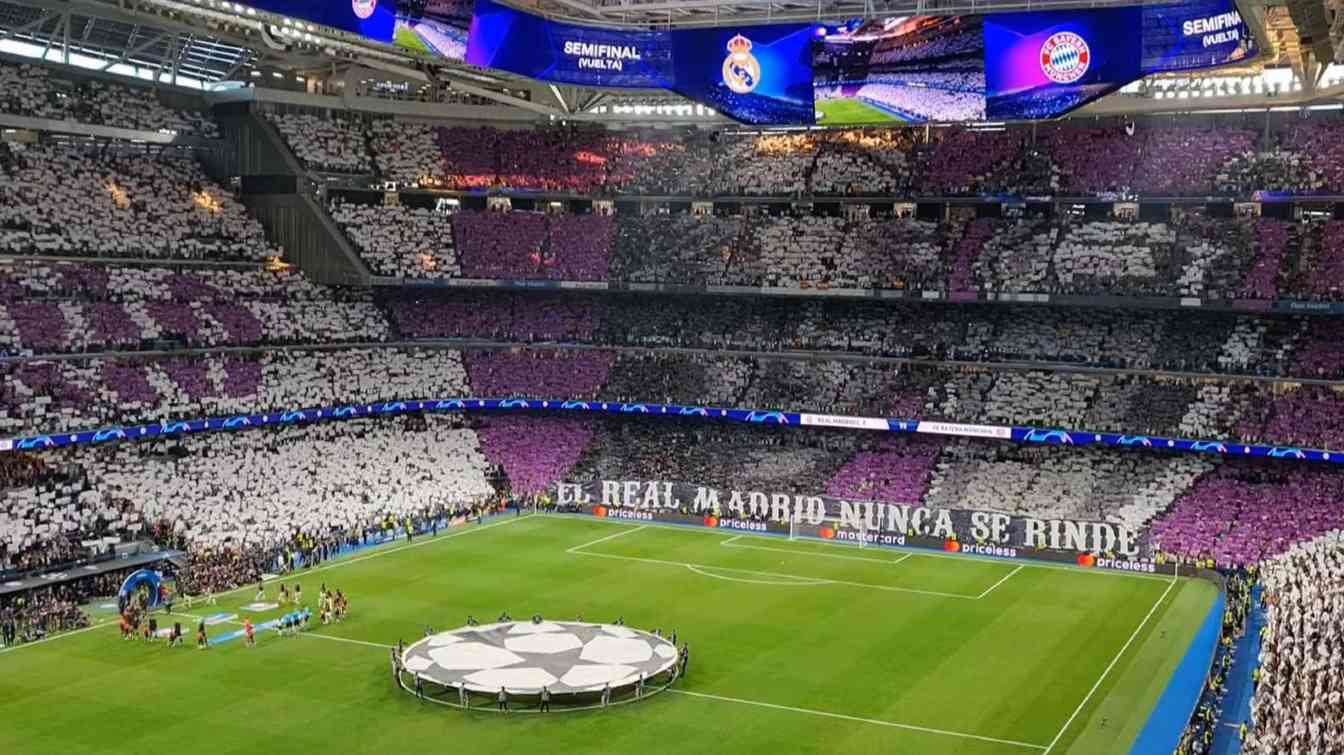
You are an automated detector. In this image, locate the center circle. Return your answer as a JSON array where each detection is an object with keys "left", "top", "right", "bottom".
[{"left": 399, "top": 621, "right": 680, "bottom": 708}]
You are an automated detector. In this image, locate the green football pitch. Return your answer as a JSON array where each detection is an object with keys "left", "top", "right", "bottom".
[
  {"left": 815, "top": 98, "right": 911, "bottom": 126},
  {"left": 394, "top": 24, "right": 432, "bottom": 56},
  {"left": 0, "top": 515, "right": 1216, "bottom": 755}
]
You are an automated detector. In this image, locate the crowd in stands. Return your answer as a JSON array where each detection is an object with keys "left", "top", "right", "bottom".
[
  {"left": 367, "top": 120, "right": 444, "bottom": 188},
  {"left": 277, "top": 114, "right": 1344, "bottom": 197},
  {"left": 1151, "top": 463, "right": 1344, "bottom": 568},
  {"left": 0, "top": 261, "right": 387, "bottom": 357},
  {"left": 0, "top": 143, "right": 276, "bottom": 261},
  {"left": 1246, "top": 532, "right": 1344, "bottom": 754},
  {"left": 380, "top": 291, "right": 1330, "bottom": 380},
  {"left": 0, "top": 347, "right": 469, "bottom": 436},
  {"left": 329, "top": 199, "right": 461, "bottom": 279},
  {"left": 83, "top": 416, "right": 492, "bottom": 549},
  {"left": 0, "top": 61, "right": 217, "bottom": 137},
  {"left": 0, "top": 584, "right": 90, "bottom": 645},
  {"left": 4, "top": 263, "right": 1344, "bottom": 449},
  {"left": 334, "top": 199, "right": 1344, "bottom": 304},
  {"left": 267, "top": 112, "right": 373, "bottom": 173},
  {"left": 9, "top": 415, "right": 492, "bottom": 585}
]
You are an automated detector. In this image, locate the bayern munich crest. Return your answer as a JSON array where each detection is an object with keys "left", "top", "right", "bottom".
[
  {"left": 1039, "top": 31, "right": 1090, "bottom": 84},
  {"left": 352, "top": 0, "right": 378, "bottom": 20},
  {"left": 722, "top": 34, "right": 760, "bottom": 95}
]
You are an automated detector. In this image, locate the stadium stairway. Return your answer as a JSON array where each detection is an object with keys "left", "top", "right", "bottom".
[{"left": 226, "top": 108, "right": 374, "bottom": 286}]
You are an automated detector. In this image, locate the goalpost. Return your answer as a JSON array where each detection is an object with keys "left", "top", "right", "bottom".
[{"left": 788, "top": 516, "right": 869, "bottom": 549}]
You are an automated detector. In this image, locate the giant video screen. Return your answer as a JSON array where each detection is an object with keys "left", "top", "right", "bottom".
[
  {"left": 466, "top": 0, "right": 812, "bottom": 122},
  {"left": 459, "top": 0, "right": 1255, "bottom": 125},
  {"left": 669, "top": 23, "right": 817, "bottom": 126},
  {"left": 982, "top": 7, "right": 1142, "bottom": 121}
]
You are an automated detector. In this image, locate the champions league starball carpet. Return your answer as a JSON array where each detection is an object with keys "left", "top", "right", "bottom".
[{"left": 0, "top": 515, "right": 1216, "bottom": 755}]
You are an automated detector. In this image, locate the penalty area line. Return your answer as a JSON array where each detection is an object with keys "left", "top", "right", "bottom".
[
  {"left": 683, "top": 564, "right": 831, "bottom": 586},
  {"left": 570, "top": 548, "right": 979, "bottom": 599},
  {"left": 977, "top": 565, "right": 1025, "bottom": 599},
  {"left": 667, "top": 689, "right": 1047, "bottom": 751},
  {"left": 566, "top": 524, "right": 648, "bottom": 554},
  {"left": 720, "top": 538, "right": 913, "bottom": 567}
]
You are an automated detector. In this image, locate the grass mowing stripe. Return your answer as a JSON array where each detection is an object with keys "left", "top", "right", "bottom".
[
  {"left": 1042, "top": 576, "right": 1179, "bottom": 753},
  {"left": 667, "top": 689, "right": 1048, "bottom": 750}
]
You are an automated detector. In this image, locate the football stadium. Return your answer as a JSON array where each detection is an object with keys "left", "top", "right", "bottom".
[{"left": 0, "top": 1, "right": 1341, "bottom": 754}]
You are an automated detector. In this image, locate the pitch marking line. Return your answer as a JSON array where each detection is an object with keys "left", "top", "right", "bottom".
[
  {"left": 668, "top": 689, "right": 1047, "bottom": 751},
  {"left": 720, "top": 537, "right": 914, "bottom": 566},
  {"left": 171, "top": 610, "right": 397, "bottom": 650},
  {"left": 977, "top": 565, "right": 1025, "bottom": 599},
  {"left": 141, "top": 620, "right": 1047, "bottom": 750},
  {"left": 145, "top": 621, "right": 1042, "bottom": 749},
  {"left": 569, "top": 546, "right": 979, "bottom": 599},
  {"left": 552, "top": 514, "right": 1173, "bottom": 583},
  {"left": 565, "top": 524, "right": 648, "bottom": 553},
  {"left": 683, "top": 564, "right": 831, "bottom": 586},
  {"left": 0, "top": 618, "right": 119, "bottom": 655},
  {"left": 0, "top": 514, "right": 534, "bottom": 659},
  {"left": 1041, "top": 576, "right": 1179, "bottom": 754}
]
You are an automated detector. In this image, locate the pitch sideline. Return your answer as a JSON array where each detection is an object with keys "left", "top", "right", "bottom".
[{"left": 1041, "top": 575, "right": 1180, "bottom": 753}]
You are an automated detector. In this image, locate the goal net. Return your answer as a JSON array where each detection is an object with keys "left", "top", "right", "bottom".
[{"left": 788, "top": 516, "right": 869, "bottom": 549}]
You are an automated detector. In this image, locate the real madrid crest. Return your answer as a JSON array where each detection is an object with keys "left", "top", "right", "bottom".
[
  {"left": 722, "top": 34, "right": 760, "bottom": 94},
  {"left": 1039, "top": 31, "right": 1090, "bottom": 84}
]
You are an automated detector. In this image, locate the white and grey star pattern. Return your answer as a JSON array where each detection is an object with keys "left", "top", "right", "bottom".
[{"left": 400, "top": 621, "right": 679, "bottom": 694}]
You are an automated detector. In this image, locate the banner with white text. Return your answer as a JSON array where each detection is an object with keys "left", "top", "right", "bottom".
[{"left": 555, "top": 478, "right": 1156, "bottom": 562}]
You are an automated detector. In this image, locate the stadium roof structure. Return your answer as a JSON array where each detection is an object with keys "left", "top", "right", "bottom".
[
  {"left": 523, "top": 0, "right": 1155, "bottom": 28},
  {"left": 0, "top": 0, "right": 256, "bottom": 84},
  {"left": 0, "top": 0, "right": 1338, "bottom": 122}
]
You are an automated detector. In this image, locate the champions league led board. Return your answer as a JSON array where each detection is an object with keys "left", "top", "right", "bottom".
[
  {"left": 466, "top": 0, "right": 675, "bottom": 88},
  {"left": 461, "top": 0, "right": 1255, "bottom": 124}
]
